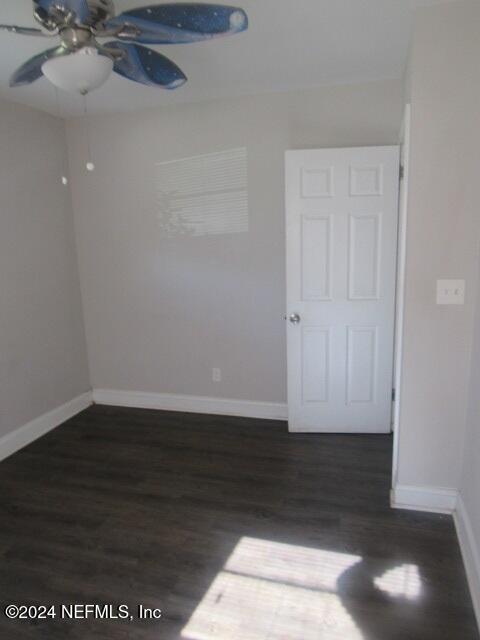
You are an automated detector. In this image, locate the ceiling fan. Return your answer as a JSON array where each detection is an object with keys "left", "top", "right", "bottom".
[{"left": 0, "top": 0, "right": 248, "bottom": 94}]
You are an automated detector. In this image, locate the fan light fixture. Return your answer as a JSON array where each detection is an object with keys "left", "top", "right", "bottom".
[
  {"left": 41, "top": 47, "right": 113, "bottom": 94},
  {"left": 2, "top": 2, "right": 248, "bottom": 94}
]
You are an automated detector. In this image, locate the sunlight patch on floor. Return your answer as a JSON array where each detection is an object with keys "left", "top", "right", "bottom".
[
  {"left": 181, "top": 537, "right": 364, "bottom": 640},
  {"left": 224, "top": 536, "right": 362, "bottom": 593},
  {"left": 374, "top": 564, "right": 422, "bottom": 599}
]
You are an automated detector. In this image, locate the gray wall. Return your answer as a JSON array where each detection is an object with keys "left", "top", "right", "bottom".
[
  {"left": 0, "top": 99, "right": 90, "bottom": 439},
  {"left": 397, "top": 0, "right": 480, "bottom": 490},
  {"left": 66, "top": 80, "right": 403, "bottom": 402},
  {"left": 461, "top": 252, "right": 480, "bottom": 586}
]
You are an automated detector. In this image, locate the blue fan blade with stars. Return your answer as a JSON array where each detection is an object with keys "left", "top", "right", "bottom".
[
  {"left": 107, "top": 3, "right": 248, "bottom": 45},
  {"left": 10, "top": 46, "right": 68, "bottom": 87},
  {"left": 106, "top": 41, "right": 187, "bottom": 88}
]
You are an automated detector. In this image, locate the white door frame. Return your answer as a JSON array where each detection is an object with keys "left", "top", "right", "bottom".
[{"left": 391, "top": 103, "right": 411, "bottom": 487}]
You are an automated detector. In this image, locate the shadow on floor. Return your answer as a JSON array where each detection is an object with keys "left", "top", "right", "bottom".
[{"left": 0, "top": 405, "right": 477, "bottom": 639}]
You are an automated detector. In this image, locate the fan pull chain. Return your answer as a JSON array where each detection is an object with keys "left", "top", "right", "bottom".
[
  {"left": 54, "top": 87, "right": 69, "bottom": 186},
  {"left": 83, "top": 92, "right": 95, "bottom": 172}
]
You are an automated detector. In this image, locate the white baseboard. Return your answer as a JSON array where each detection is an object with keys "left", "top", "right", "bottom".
[
  {"left": 454, "top": 495, "right": 480, "bottom": 629},
  {"left": 0, "top": 392, "right": 93, "bottom": 463},
  {"left": 93, "top": 389, "right": 288, "bottom": 421},
  {"left": 390, "top": 483, "right": 458, "bottom": 514}
]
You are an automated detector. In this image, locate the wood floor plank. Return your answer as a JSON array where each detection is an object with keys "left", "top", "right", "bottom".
[{"left": 0, "top": 404, "right": 478, "bottom": 639}]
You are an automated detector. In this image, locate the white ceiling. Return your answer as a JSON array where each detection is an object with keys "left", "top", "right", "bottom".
[{"left": 0, "top": 0, "right": 442, "bottom": 117}]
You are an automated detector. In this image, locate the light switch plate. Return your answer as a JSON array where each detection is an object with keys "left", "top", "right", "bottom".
[{"left": 436, "top": 279, "right": 466, "bottom": 305}]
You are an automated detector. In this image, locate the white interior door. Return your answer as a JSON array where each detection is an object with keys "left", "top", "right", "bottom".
[{"left": 286, "top": 146, "right": 400, "bottom": 433}]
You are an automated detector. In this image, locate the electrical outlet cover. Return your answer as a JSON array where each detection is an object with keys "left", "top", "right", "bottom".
[{"left": 436, "top": 280, "right": 465, "bottom": 305}]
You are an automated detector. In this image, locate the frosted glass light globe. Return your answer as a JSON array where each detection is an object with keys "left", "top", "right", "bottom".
[{"left": 42, "top": 47, "right": 113, "bottom": 94}]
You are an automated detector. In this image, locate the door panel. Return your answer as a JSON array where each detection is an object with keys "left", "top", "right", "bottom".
[
  {"left": 348, "top": 213, "right": 381, "bottom": 300},
  {"left": 286, "top": 146, "right": 399, "bottom": 433},
  {"left": 301, "top": 215, "right": 332, "bottom": 300},
  {"left": 302, "top": 327, "right": 330, "bottom": 403}
]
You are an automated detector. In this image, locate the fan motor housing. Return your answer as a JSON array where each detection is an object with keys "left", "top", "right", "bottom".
[
  {"left": 60, "top": 26, "right": 94, "bottom": 49},
  {"left": 33, "top": 0, "right": 116, "bottom": 28}
]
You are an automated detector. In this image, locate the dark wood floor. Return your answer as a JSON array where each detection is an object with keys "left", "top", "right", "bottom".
[{"left": 0, "top": 405, "right": 477, "bottom": 639}]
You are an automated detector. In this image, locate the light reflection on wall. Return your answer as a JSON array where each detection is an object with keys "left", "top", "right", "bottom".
[{"left": 156, "top": 148, "right": 249, "bottom": 238}]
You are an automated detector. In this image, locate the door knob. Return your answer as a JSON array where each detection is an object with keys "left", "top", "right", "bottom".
[{"left": 289, "top": 313, "right": 301, "bottom": 324}]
